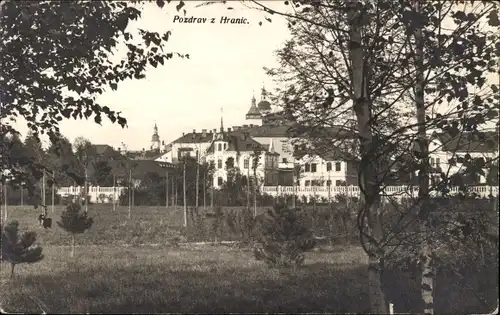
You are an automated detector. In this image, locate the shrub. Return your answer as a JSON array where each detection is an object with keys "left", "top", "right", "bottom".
[
  {"left": 1, "top": 220, "right": 44, "bottom": 278},
  {"left": 56, "top": 203, "right": 93, "bottom": 257},
  {"left": 253, "top": 204, "right": 316, "bottom": 267}
]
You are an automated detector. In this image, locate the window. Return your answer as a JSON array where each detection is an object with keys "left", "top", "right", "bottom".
[
  {"left": 304, "top": 180, "right": 311, "bottom": 186},
  {"left": 430, "top": 157, "right": 435, "bottom": 166},
  {"left": 326, "top": 162, "right": 332, "bottom": 171},
  {"left": 244, "top": 159, "right": 249, "bottom": 169},
  {"left": 326, "top": 180, "right": 332, "bottom": 187},
  {"left": 335, "top": 180, "right": 343, "bottom": 186},
  {"left": 305, "top": 163, "right": 310, "bottom": 172},
  {"left": 312, "top": 180, "right": 322, "bottom": 186},
  {"left": 217, "top": 159, "right": 223, "bottom": 169},
  {"left": 217, "top": 143, "right": 222, "bottom": 151},
  {"left": 282, "top": 158, "right": 288, "bottom": 163},
  {"left": 217, "top": 177, "right": 223, "bottom": 186},
  {"left": 223, "top": 143, "right": 227, "bottom": 150},
  {"left": 311, "top": 163, "right": 317, "bottom": 173},
  {"left": 335, "top": 162, "right": 341, "bottom": 171},
  {"left": 436, "top": 158, "right": 441, "bottom": 167}
]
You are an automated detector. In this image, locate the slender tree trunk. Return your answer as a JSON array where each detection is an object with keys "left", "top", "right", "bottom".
[
  {"left": 2, "top": 182, "right": 7, "bottom": 222},
  {"left": 253, "top": 169, "right": 257, "bottom": 217},
  {"left": 174, "top": 176, "right": 178, "bottom": 208},
  {"left": 203, "top": 171, "right": 207, "bottom": 210},
  {"left": 292, "top": 171, "right": 296, "bottom": 208},
  {"left": 10, "top": 263, "right": 15, "bottom": 278},
  {"left": 347, "top": 3, "right": 387, "bottom": 313},
  {"left": 71, "top": 233, "right": 76, "bottom": 258},
  {"left": 246, "top": 167, "right": 251, "bottom": 209},
  {"left": 196, "top": 161, "right": 200, "bottom": 210},
  {"left": 20, "top": 183, "right": 23, "bottom": 206},
  {"left": 166, "top": 171, "right": 169, "bottom": 208},
  {"left": 51, "top": 171, "right": 55, "bottom": 212},
  {"left": 183, "top": 161, "right": 187, "bottom": 227},
  {"left": 84, "top": 168, "right": 88, "bottom": 213},
  {"left": 42, "top": 170, "right": 46, "bottom": 206},
  {"left": 128, "top": 168, "right": 131, "bottom": 219},
  {"left": 112, "top": 174, "right": 116, "bottom": 212},
  {"left": 413, "top": 1, "right": 434, "bottom": 313},
  {"left": 211, "top": 175, "right": 214, "bottom": 209}
]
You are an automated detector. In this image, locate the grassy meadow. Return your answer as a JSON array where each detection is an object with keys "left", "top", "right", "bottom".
[{"left": 1, "top": 204, "right": 498, "bottom": 313}]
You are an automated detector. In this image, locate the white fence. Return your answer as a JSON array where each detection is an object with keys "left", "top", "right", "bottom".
[
  {"left": 57, "top": 185, "right": 499, "bottom": 204},
  {"left": 58, "top": 186, "right": 127, "bottom": 203},
  {"left": 262, "top": 185, "right": 499, "bottom": 200}
]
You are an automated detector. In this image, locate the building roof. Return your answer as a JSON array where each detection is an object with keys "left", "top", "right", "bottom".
[
  {"left": 108, "top": 159, "right": 171, "bottom": 178},
  {"left": 172, "top": 131, "right": 215, "bottom": 144},
  {"left": 207, "top": 131, "right": 268, "bottom": 153},
  {"left": 433, "top": 131, "right": 498, "bottom": 153}
]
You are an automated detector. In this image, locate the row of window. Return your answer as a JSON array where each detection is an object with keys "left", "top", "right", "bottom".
[
  {"left": 304, "top": 180, "right": 346, "bottom": 187},
  {"left": 304, "top": 162, "right": 342, "bottom": 172},
  {"left": 217, "top": 158, "right": 253, "bottom": 169}
]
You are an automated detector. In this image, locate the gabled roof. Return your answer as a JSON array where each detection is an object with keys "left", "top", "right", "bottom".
[
  {"left": 433, "top": 131, "right": 498, "bottom": 153},
  {"left": 206, "top": 131, "right": 268, "bottom": 153}
]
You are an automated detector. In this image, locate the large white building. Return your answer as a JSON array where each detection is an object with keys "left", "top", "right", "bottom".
[{"left": 151, "top": 88, "right": 498, "bottom": 190}]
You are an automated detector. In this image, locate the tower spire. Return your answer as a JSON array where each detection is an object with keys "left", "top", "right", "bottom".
[{"left": 220, "top": 106, "right": 224, "bottom": 132}]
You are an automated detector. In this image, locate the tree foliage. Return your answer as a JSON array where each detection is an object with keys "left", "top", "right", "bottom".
[
  {"left": 57, "top": 203, "right": 93, "bottom": 256},
  {"left": 0, "top": 0, "right": 188, "bottom": 198},
  {"left": 1, "top": 220, "right": 44, "bottom": 278},
  {"left": 253, "top": 204, "right": 316, "bottom": 267}
]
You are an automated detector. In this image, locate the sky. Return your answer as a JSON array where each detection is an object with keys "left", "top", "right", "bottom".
[
  {"left": 11, "top": 1, "right": 292, "bottom": 150},
  {"left": 8, "top": 1, "right": 499, "bottom": 150}
]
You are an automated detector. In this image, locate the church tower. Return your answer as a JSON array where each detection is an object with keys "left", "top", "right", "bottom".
[
  {"left": 245, "top": 92, "right": 263, "bottom": 126},
  {"left": 257, "top": 86, "right": 272, "bottom": 116},
  {"left": 150, "top": 123, "right": 161, "bottom": 151}
]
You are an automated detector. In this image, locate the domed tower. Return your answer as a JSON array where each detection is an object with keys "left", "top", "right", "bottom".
[
  {"left": 245, "top": 92, "right": 263, "bottom": 126},
  {"left": 257, "top": 86, "right": 272, "bottom": 116},
  {"left": 150, "top": 123, "right": 161, "bottom": 151}
]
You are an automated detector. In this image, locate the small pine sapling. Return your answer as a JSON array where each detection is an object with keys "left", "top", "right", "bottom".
[
  {"left": 57, "top": 203, "right": 93, "bottom": 257},
  {"left": 253, "top": 205, "right": 316, "bottom": 267},
  {"left": 1, "top": 221, "right": 44, "bottom": 278}
]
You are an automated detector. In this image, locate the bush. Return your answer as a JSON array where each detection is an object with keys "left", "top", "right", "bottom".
[
  {"left": 253, "top": 205, "right": 316, "bottom": 267},
  {"left": 1, "top": 220, "right": 44, "bottom": 278}
]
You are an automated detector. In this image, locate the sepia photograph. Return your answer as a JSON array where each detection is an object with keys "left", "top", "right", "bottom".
[{"left": 0, "top": 0, "right": 499, "bottom": 314}]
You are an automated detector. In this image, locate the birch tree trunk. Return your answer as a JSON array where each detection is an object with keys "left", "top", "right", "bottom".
[
  {"left": 347, "top": 2, "right": 387, "bottom": 313},
  {"left": 413, "top": 1, "right": 434, "bottom": 313},
  {"left": 71, "top": 233, "right": 76, "bottom": 258}
]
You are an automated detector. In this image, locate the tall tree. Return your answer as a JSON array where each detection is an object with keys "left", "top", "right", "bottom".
[{"left": 209, "top": 1, "right": 499, "bottom": 313}]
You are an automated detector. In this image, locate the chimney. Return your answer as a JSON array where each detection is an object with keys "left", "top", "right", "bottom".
[
  {"left": 193, "top": 129, "right": 196, "bottom": 134},
  {"left": 182, "top": 132, "right": 185, "bottom": 136},
  {"left": 202, "top": 129, "right": 207, "bottom": 137},
  {"left": 243, "top": 124, "right": 248, "bottom": 128},
  {"left": 227, "top": 128, "right": 232, "bottom": 132},
  {"left": 213, "top": 128, "right": 217, "bottom": 133}
]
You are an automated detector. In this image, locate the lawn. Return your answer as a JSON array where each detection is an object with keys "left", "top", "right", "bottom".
[
  {"left": 1, "top": 244, "right": 370, "bottom": 313},
  {"left": 1, "top": 204, "right": 497, "bottom": 314}
]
